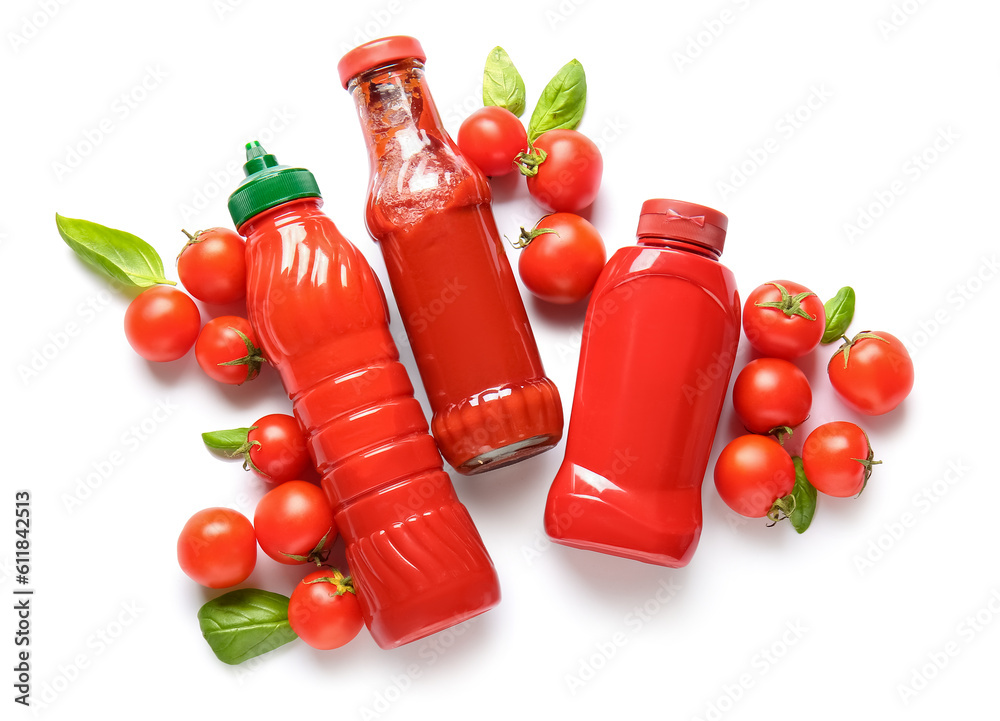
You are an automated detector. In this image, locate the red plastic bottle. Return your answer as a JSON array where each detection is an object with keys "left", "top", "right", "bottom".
[
  {"left": 228, "top": 142, "right": 500, "bottom": 648},
  {"left": 339, "top": 36, "right": 563, "bottom": 474},
  {"left": 543, "top": 200, "right": 741, "bottom": 568}
]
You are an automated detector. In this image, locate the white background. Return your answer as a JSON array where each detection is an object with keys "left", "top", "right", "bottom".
[{"left": 3, "top": 0, "right": 999, "bottom": 719}]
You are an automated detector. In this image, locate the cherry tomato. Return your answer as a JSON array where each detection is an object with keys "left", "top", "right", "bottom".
[
  {"left": 247, "top": 413, "right": 311, "bottom": 483},
  {"left": 194, "top": 315, "right": 264, "bottom": 385},
  {"left": 828, "top": 331, "right": 914, "bottom": 415},
  {"left": 176, "top": 507, "right": 256, "bottom": 588},
  {"left": 254, "top": 481, "right": 336, "bottom": 565},
  {"left": 742, "top": 281, "right": 826, "bottom": 360},
  {"left": 524, "top": 129, "right": 602, "bottom": 213},
  {"left": 517, "top": 212, "right": 607, "bottom": 304},
  {"left": 288, "top": 569, "right": 364, "bottom": 650},
  {"left": 802, "top": 421, "right": 880, "bottom": 497},
  {"left": 177, "top": 228, "right": 247, "bottom": 305},
  {"left": 457, "top": 106, "right": 527, "bottom": 177},
  {"left": 123, "top": 285, "right": 201, "bottom": 362},
  {"left": 732, "top": 358, "right": 812, "bottom": 435},
  {"left": 714, "top": 434, "right": 796, "bottom": 519}
]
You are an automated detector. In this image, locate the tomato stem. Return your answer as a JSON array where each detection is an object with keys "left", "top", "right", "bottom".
[
  {"left": 216, "top": 327, "right": 267, "bottom": 383},
  {"left": 766, "top": 493, "right": 796, "bottom": 526},
  {"left": 832, "top": 331, "right": 889, "bottom": 369},
  {"left": 514, "top": 144, "right": 548, "bottom": 177},
  {"left": 510, "top": 226, "right": 559, "bottom": 249},
  {"left": 851, "top": 429, "right": 882, "bottom": 496},
  {"left": 768, "top": 426, "right": 794, "bottom": 445},
  {"left": 304, "top": 569, "right": 356, "bottom": 595},
  {"left": 754, "top": 282, "right": 818, "bottom": 320},
  {"left": 177, "top": 228, "right": 203, "bottom": 262}
]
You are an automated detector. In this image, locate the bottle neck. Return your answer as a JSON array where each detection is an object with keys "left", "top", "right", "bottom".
[
  {"left": 347, "top": 60, "right": 448, "bottom": 169},
  {"left": 637, "top": 236, "right": 721, "bottom": 260},
  {"left": 239, "top": 196, "right": 325, "bottom": 238}
]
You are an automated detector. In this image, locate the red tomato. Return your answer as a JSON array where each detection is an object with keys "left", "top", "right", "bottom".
[
  {"left": 802, "top": 421, "right": 880, "bottom": 497},
  {"left": 714, "top": 434, "right": 796, "bottom": 519},
  {"left": 124, "top": 286, "right": 201, "bottom": 362},
  {"left": 177, "top": 228, "right": 247, "bottom": 305},
  {"left": 828, "top": 331, "right": 914, "bottom": 415},
  {"left": 176, "top": 507, "right": 256, "bottom": 588},
  {"left": 732, "top": 358, "right": 812, "bottom": 434},
  {"left": 288, "top": 569, "right": 365, "bottom": 650},
  {"left": 742, "top": 281, "right": 826, "bottom": 360},
  {"left": 194, "top": 315, "right": 264, "bottom": 385},
  {"left": 524, "top": 129, "right": 602, "bottom": 213},
  {"left": 517, "top": 212, "right": 607, "bottom": 304},
  {"left": 253, "top": 481, "right": 336, "bottom": 565},
  {"left": 457, "top": 106, "right": 527, "bottom": 177},
  {"left": 246, "top": 413, "right": 311, "bottom": 482}
]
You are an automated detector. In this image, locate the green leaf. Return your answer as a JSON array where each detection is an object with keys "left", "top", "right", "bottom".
[
  {"left": 483, "top": 46, "right": 526, "bottom": 117},
  {"left": 789, "top": 457, "right": 817, "bottom": 534},
  {"left": 198, "top": 589, "right": 297, "bottom": 665},
  {"left": 55, "top": 213, "right": 173, "bottom": 288},
  {"left": 527, "top": 59, "right": 587, "bottom": 142},
  {"left": 201, "top": 427, "right": 252, "bottom": 453},
  {"left": 821, "top": 286, "right": 856, "bottom": 344}
]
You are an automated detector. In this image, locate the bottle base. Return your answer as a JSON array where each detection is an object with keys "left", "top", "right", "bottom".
[
  {"left": 458, "top": 434, "right": 558, "bottom": 475},
  {"left": 367, "top": 567, "right": 501, "bottom": 649},
  {"left": 432, "top": 377, "right": 564, "bottom": 475},
  {"left": 546, "top": 533, "right": 695, "bottom": 569},
  {"left": 544, "top": 476, "right": 701, "bottom": 569}
]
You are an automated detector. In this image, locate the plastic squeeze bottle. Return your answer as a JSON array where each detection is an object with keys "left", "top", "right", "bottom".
[
  {"left": 543, "top": 200, "right": 741, "bottom": 568},
  {"left": 338, "top": 36, "right": 563, "bottom": 474},
  {"left": 228, "top": 142, "right": 500, "bottom": 648}
]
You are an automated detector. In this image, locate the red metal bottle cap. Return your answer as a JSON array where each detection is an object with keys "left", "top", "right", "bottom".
[
  {"left": 636, "top": 199, "right": 728, "bottom": 254},
  {"left": 338, "top": 36, "right": 426, "bottom": 89}
]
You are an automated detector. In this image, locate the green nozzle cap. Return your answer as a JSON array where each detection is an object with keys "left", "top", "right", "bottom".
[{"left": 227, "top": 141, "right": 321, "bottom": 228}]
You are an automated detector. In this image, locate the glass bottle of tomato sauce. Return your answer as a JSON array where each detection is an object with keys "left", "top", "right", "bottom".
[
  {"left": 544, "top": 200, "right": 741, "bottom": 567},
  {"left": 228, "top": 141, "right": 500, "bottom": 648},
  {"left": 338, "top": 36, "right": 563, "bottom": 474}
]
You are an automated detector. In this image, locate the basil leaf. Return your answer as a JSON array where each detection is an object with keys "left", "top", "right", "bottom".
[
  {"left": 55, "top": 213, "right": 173, "bottom": 288},
  {"left": 201, "top": 427, "right": 252, "bottom": 453},
  {"left": 789, "top": 457, "right": 817, "bottom": 534},
  {"left": 527, "top": 59, "right": 587, "bottom": 142},
  {"left": 821, "top": 286, "right": 856, "bottom": 344},
  {"left": 483, "top": 46, "right": 526, "bottom": 117},
  {"left": 198, "top": 589, "right": 297, "bottom": 665}
]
